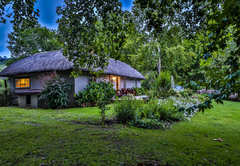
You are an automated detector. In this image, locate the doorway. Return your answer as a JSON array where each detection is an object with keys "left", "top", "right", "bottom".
[
  {"left": 26, "top": 95, "right": 31, "bottom": 105},
  {"left": 116, "top": 76, "right": 119, "bottom": 90}
]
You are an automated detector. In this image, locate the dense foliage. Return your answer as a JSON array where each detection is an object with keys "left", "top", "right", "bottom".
[
  {"left": 75, "top": 81, "right": 115, "bottom": 123},
  {"left": 39, "top": 71, "right": 71, "bottom": 109},
  {"left": 0, "top": 78, "right": 9, "bottom": 106},
  {"left": 0, "top": 0, "right": 39, "bottom": 30},
  {"left": 5, "top": 24, "right": 63, "bottom": 66},
  {"left": 149, "top": 71, "right": 172, "bottom": 99},
  {"left": 114, "top": 96, "right": 200, "bottom": 129},
  {"left": 1, "top": 0, "right": 239, "bottom": 112},
  {"left": 56, "top": 0, "right": 132, "bottom": 76},
  {"left": 134, "top": 0, "right": 240, "bottom": 111}
]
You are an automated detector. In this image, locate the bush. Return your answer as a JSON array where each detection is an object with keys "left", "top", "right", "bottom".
[
  {"left": 141, "top": 71, "right": 158, "bottom": 90},
  {"left": 179, "top": 89, "right": 193, "bottom": 97},
  {"left": 132, "top": 87, "right": 146, "bottom": 96},
  {"left": 169, "top": 89, "right": 177, "bottom": 96},
  {"left": 0, "top": 88, "right": 10, "bottom": 106},
  {"left": 114, "top": 96, "right": 144, "bottom": 124},
  {"left": 74, "top": 90, "right": 94, "bottom": 107},
  {"left": 39, "top": 71, "right": 71, "bottom": 109},
  {"left": 130, "top": 118, "right": 164, "bottom": 129},
  {"left": 151, "top": 71, "right": 172, "bottom": 99},
  {"left": 75, "top": 91, "right": 87, "bottom": 106},
  {"left": 76, "top": 81, "right": 115, "bottom": 123},
  {"left": 179, "top": 90, "right": 187, "bottom": 97},
  {"left": 186, "top": 88, "right": 193, "bottom": 95},
  {"left": 195, "top": 94, "right": 207, "bottom": 102},
  {"left": 114, "top": 97, "right": 188, "bottom": 129}
]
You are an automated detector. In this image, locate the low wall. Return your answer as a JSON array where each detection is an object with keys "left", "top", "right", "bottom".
[{"left": 197, "top": 89, "right": 239, "bottom": 100}]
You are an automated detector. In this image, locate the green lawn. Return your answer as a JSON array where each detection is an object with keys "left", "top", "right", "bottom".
[
  {"left": 0, "top": 61, "right": 6, "bottom": 70},
  {"left": 0, "top": 101, "right": 240, "bottom": 165}
]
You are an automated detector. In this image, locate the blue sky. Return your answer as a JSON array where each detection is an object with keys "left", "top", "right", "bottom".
[{"left": 0, "top": 0, "right": 133, "bottom": 58}]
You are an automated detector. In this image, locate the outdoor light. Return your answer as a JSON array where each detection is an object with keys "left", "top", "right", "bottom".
[{"left": 112, "top": 77, "right": 116, "bottom": 80}]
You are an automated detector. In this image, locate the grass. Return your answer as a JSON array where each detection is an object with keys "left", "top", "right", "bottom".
[
  {"left": 0, "top": 101, "right": 240, "bottom": 165},
  {"left": 0, "top": 60, "right": 6, "bottom": 70}
]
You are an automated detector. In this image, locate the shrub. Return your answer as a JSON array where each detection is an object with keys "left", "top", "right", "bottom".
[
  {"left": 132, "top": 87, "right": 146, "bottom": 96},
  {"left": 151, "top": 71, "right": 172, "bottom": 99},
  {"left": 130, "top": 118, "right": 164, "bottom": 129},
  {"left": 39, "top": 71, "right": 71, "bottom": 109},
  {"left": 75, "top": 91, "right": 88, "bottom": 106},
  {"left": 74, "top": 90, "right": 94, "bottom": 107},
  {"left": 76, "top": 81, "right": 115, "bottom": 123},
  {"left": 114, "top": 96, "right": 144, "bottom": 124},
  {"left": 141, "top": 71, "right": 157, "bottom": 90},
  {"left": 0, "top": 88, "right": 10, "bottom": 106},
  {"left": 114, "top": 97, "right": 189, "bottom": 129},
  {"left": 186, "top": 88, "right": 193, "bottom": 95},
  {"left": 195, "top": 94, "right": 207, "bottom": 102},
  {"left": 169, "top": 89, "right": 177, "bottom": 96}
]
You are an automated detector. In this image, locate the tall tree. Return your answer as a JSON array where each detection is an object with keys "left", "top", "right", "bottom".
[
  {"left": 7, "top": 24, "right": 63, "bottom": 58},
  {"left": 0, "top": 0, "right": 40, "bottom": 32},
  {"left": 122, "top": 5, "right": 193, "bottom": 80},
  {"left": 135, "top": 0, "right": 240, "bottom": 111},
  {"left": 6, "top": 24, "right": 63, "bottom": 66},
  {"left": 57, "top": 0, "right": 132, "bottom": 77}
]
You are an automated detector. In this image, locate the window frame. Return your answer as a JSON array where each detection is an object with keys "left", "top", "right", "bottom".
[
  {"left": 15, "top": 77, "right": 31, "bottom": 89},
  {"left": 88, "top": 74, "right": 97, "bottom": 84},
  {"left": 124, "top": 78, "right": 126, "bottom": 89},
  {"left": 134, "top": 79, "right": 137, "bottom": 88}
]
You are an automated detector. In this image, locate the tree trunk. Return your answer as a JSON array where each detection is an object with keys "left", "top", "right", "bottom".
[
  {"left": 158, "top": 56, "right": 161, "bottom": 76},
  {"left": 157, "top": 46, "right": 161, "bottom": 76}
]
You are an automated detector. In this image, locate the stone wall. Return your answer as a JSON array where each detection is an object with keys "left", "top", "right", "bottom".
[
  {"left": 18, "top": 95, "right": 26, "bottom": 108},
  {"left": 197, "top": 89, "right": 239, "bottom": 100}
]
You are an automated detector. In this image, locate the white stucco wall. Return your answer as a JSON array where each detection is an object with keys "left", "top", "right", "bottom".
[
  {"left": 137, "top": 80, "right": 141, "bottom": 88},
  {"left": 31, "top": 73, "right": 41, "bottom": 89},
  {"left": 126, "top": 78, "right": 134, "bottom": 89},
  {"left": 74, "top": 73, "right": 88, "bottom": 93}
]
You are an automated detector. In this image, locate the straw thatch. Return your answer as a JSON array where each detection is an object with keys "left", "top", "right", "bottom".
[{"left": 0, "top": 50, "right": 145, "bottom": 79}]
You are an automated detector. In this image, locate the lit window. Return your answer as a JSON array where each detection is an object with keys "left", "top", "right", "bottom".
[{"left": 16, "top": 78, "right": 30, "bottom": 88}]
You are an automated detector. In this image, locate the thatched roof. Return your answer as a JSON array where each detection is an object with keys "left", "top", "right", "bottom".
[{"left": 0, "top": 50, "right": 145, "bottom": 79}]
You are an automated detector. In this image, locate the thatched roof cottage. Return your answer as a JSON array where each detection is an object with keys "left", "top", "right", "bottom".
[{"left": 0, "top": 50, "right": 145, "bottom": 108}]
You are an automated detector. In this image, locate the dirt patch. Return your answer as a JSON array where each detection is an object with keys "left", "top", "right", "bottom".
[
  {"left": 70, "top": 118, "right": 119, "bottom": 126},
  {"left": 70, "top": 120, "right": 101, "bottom": 126},
  {"left": 72, "top": 129, "right": 84, "bottom": 133},
  {"left": 24, "top": 122, "right": 43, "bottom": 126}
]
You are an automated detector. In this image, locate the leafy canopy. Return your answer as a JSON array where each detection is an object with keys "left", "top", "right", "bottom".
[
  {"left": 135, "top": 0, "right": 240, "bottom": 111},
  {"left": 56, "top": 0, "right": 132, "bottom": 77},
  {"left": 7, "top": 24, "right": 63, "bottom": 58}
]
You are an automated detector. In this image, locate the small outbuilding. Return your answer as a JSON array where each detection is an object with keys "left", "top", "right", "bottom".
[{"left": 0, "top": 50, "right": 145, "bottom": 108}]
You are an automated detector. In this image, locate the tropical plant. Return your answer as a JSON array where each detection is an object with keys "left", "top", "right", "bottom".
[
  {"left": 74, "top": 91, "right": 92, "bottom": 107},
  {"left": 77, "top": 81, "right": 115, "bottom": 123},
  {"left": 39, "top": 71, "right": 71, "bottom": 109}
]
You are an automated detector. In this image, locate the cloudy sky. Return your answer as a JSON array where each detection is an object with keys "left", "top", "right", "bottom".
[{"left": 0, "top": 0, "right": 133, "bottom": 58}]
